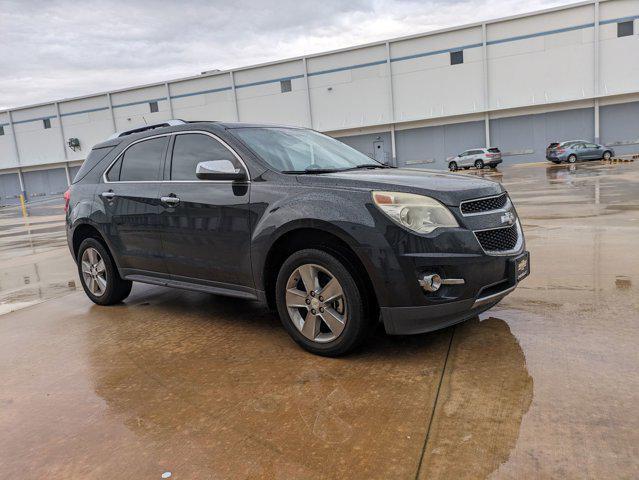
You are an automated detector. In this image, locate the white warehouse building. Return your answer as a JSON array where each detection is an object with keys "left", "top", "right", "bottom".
[{"left": 0, "top": 0, "right": 638, "bottom": 205}]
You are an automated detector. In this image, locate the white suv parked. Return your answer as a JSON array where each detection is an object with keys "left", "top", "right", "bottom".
[{"left": 449, "top": 148, "right": 502, "bottom": 171}]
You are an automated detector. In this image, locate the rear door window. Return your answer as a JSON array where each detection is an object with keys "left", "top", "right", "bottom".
[
  {"left": 73, "top": 146, "right": 114, "bottom": 183},
  {"left": 170, "top": 133, "right": 240, "bottom": 180},
  {"left": 117, "top": 137, "right": 168, "bottom": 182}
]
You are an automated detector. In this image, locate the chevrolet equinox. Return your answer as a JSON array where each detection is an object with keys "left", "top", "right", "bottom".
[{"left": 66, "top": 120, "right": 530, "bottom": 356}]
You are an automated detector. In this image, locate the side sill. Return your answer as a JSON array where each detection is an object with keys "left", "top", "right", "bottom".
[{"left": 124, "top": 273, "right": 260, "bottom": 301}]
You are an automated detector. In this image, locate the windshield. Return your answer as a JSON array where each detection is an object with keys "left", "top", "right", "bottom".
[{"left": 231, "top": 127, "right": 385, "bottom": 173}]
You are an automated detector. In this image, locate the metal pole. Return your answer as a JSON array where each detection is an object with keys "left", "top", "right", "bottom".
[
  {"left": 55, "top": 102, "right": 68, "bottom": 162},
  {"left": 482, "top": 23, "right": 490, "bottom": 147},
  {"left": 165, "top": 82, "right": 174, "bottom": 118},
  {"left": 593, "top": 0, "right": 600, "bottom": 143},
  {"left": 385, "top": 42, "right": 398, "bottom": 165},
  {"left": 302, "top": 57, "right": 314, "bottom": 129},
  {"left": 230, "top": 71, "right": 240, "bottom": 121},
  {"left": 64, "top": 163, "right": 71, "bottom": 186},
  {"left": 106, "top": 93, "right": 116, "bottom": 132}
]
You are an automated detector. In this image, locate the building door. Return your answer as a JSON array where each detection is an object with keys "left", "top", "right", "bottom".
[{"left": 373, "top": 140, "right": 385, "bottom": 164}]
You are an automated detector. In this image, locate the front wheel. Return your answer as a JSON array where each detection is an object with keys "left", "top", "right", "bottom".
[
  {"left": 449, "top": 161, "right": 458, "bottom": 171},
  {"left": 603, "top": 151, "right": 612, "bottom": 161},
  {"left": 474, "top": 159, "right": 484, "bottom": 169},
  {"left": 77, "top": 238, "right": 132, "bottom": 305},
  {"left": 568, "top": 154, "right": 577, "bottom": 164},
  {"left": 275, "top": 249, "right": 370, "bottom": 356}
]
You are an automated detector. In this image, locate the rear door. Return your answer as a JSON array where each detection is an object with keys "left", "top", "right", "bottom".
[
  {"left": 100, "top": 135, "right": 169, "bottom": 275},
  {"left": 158, "top": 131, "right": 253, "bottom": 290}
]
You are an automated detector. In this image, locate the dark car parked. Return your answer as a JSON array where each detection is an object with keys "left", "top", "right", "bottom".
[
  {"left": 66, "top": 120, "right": 529, "bottom": 356},
  {"left": 546, "top": 140, "right": 614, "bottom": 164}
]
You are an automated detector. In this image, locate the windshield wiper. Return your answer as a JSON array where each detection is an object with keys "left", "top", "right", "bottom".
[
  {"left": 281, "top": 168, "right": 341, "bottom": 174},
  {"left": 345, "top": 163, "right": 392, "bottom": 170}
]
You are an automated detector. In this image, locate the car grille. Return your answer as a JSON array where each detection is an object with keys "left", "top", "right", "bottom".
[
  {"left": 460, "top": 193, "right": 508, "bottom": 215},
  {"left": 475, "top": 223, "right": 519, "bottom": 253}
]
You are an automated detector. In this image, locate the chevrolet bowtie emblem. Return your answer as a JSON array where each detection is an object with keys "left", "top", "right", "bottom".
[{"left": 501, "top": 212, "right": 515, "bottom": 225}]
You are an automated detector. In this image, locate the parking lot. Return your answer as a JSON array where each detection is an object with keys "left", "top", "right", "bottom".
[{"left": 1, "top": 161, "right": 638, "bottom": 479}]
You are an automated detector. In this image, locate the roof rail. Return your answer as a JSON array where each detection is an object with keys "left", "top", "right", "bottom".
[{"left": 107, "top": 119, "right": 186, "bottom": 140}]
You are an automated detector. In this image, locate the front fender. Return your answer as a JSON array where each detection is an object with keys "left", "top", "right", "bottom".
[{"left": 249, "top": 184, "right": 403, "bottom": 304}]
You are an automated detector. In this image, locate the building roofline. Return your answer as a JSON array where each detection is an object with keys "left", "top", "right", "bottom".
[{"left": 1, "top": 0, "right": 607, "bottom": 115}]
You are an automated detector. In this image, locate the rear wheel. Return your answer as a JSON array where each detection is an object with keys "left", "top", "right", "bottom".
[
  {"left": 568, "top": 154, "right": 577, "bottom": 164},
  {"left": 603, "top": 151, "right": 612, "bottom": 161},
  {"left": 474, "top": 159, "right": 484, "bottom": 169},
  {"left": 448, "top": 161, "right": 458, "bottom": 171},
  {"left": 77, "top": 238, "right": 132, "bottom": 306},
  {"left": 275, "top": 249, "right": 370, "bottom": 356}
]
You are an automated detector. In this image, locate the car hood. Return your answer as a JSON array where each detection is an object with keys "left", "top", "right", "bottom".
[{"left": 294, "top": 168, "right": 503, "bottom": 206}]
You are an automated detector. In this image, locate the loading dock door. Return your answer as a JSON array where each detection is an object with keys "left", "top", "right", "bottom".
[
  {"left": 23, "top": 168, "right": 68, "bottom": 201},
  {"left": 0, "top": 173, "right": 21, "bottom": 206}
]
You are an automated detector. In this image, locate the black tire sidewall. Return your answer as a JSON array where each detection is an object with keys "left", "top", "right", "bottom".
[
  {"left": 449, "top": 162, "right": 457, "bottom": 171},
  {"left": 475, "top": 160, "right": 484, "bottom": 169},
  {"left": 77, "top": 238, "right": 129, "bottom": 305},
  {"left": 275, "top": 249, "right": 367, "bottom": 356}
]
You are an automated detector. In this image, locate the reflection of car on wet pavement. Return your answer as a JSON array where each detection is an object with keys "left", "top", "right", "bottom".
[
  {"left": 546, "top": 141, "right": 614, "bottom": 164},
  {"left": 449, "top": 148, "right": 502, "bottom": 171},
  {"left": 65, "top": 121, "right": 529, "bottom": 356}
]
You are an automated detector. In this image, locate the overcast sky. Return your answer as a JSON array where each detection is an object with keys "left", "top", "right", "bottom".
[{"left": 0, "top": 0, "right": 574, "bottom": 110}]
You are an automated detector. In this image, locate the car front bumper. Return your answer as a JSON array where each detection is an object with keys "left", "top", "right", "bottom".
[
  {"left": 379, "top": 248, "right": 530, "bottom": 335},
  {"left": 380, "top": 282, "right": 517, "bottom": 335}
]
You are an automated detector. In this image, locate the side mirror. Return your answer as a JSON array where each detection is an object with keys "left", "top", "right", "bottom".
[{"left": 196, "top": 160, "right": 246, "bottom": 181}]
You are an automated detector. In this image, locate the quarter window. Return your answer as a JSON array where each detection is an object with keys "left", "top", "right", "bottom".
[
  {"left": 617, "top": 21, "right": 634, "bottom": 38},
  {"left": 170, "top": 133, "right": 240, "bottom": 180},
  {"left": 117, "top": 136, "right": 168, "bottom": 182}
]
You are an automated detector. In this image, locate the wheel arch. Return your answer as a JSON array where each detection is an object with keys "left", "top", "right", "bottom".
[{"left": 260, "top": 223, "right": 378, "bottom": 314}]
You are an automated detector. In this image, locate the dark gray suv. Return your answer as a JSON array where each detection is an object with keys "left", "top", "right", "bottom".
[{"left": 66, "top": 120, "right": 529, "bottom": 356}]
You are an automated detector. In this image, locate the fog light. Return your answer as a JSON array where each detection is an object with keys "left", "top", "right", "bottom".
[{"left": 419, "top": 273, "right": 442, "bottom": 292}]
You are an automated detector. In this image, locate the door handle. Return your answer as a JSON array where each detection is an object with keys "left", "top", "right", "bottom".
[
  {"left": 161, "top": 195, "right": 180, "bottom": 206},
  {"left": 101, "top": 191, "right": 116, "bottom": 199}
]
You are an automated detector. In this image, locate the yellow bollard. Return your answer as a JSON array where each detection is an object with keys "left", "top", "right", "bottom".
[{"left": 19, "top": 193, "right": 27, "bottom": 218}]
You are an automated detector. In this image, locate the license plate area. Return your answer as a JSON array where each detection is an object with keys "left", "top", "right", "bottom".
[{"left": 511, "top": 251, "right": 530, "bottom": 282}]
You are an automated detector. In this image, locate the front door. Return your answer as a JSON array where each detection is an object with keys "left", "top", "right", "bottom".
[
  {"left": 582, "top": 143, "right": 602, "bottom": 160},
  {"left": 100, "top": 135, "right": 169, "bottom": 275},
  {"left": 159, "top": 132, "right": 253, "bottom": 290},
  {"left": 373, "top": 141, "right": 385, "bottom": 164}
]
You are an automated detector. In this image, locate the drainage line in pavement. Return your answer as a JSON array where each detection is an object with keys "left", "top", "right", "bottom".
[{"left": 414, "top": 325, "right": 456, "bottom": 480}]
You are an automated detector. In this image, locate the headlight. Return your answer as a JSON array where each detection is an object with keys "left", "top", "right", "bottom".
[{"left": 372, "top": 191, "right": 459, "bottom": 234}]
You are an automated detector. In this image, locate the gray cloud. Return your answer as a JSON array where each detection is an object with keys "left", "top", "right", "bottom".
[{"left": 0, "top": 0, "right": 570, "bottom": 109}]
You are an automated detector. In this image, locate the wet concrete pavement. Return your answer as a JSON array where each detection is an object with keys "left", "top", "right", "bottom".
[{"left": 1, "top": 161, "right": 638, "bottom": 479}]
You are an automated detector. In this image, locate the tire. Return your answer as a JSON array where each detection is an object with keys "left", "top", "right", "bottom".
[
  {"left": 474, "top": 159, "right": 484, "bottom": 169},
  {"left": 449, "top": 161, "right": 458, "bottom": 171},
  {"left": 602, "top": 151, "right": 612, "bottom": 161},
  {"left": 275, "top": 248, "right": 371, "bottom": 356},
  {"left": 77, "top": 237, "right": 132, "bottom": 306},
  {"left": 567, "top": 154, "right": 577, "bottom": 164}
]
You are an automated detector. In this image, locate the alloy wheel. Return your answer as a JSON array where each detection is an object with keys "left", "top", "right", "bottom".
[
  {"left": 81, "top": 247, "right": 107, "bottom": 297},
  {"left": 285, "top": 263, "right": 347, "bottom": 343}
]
